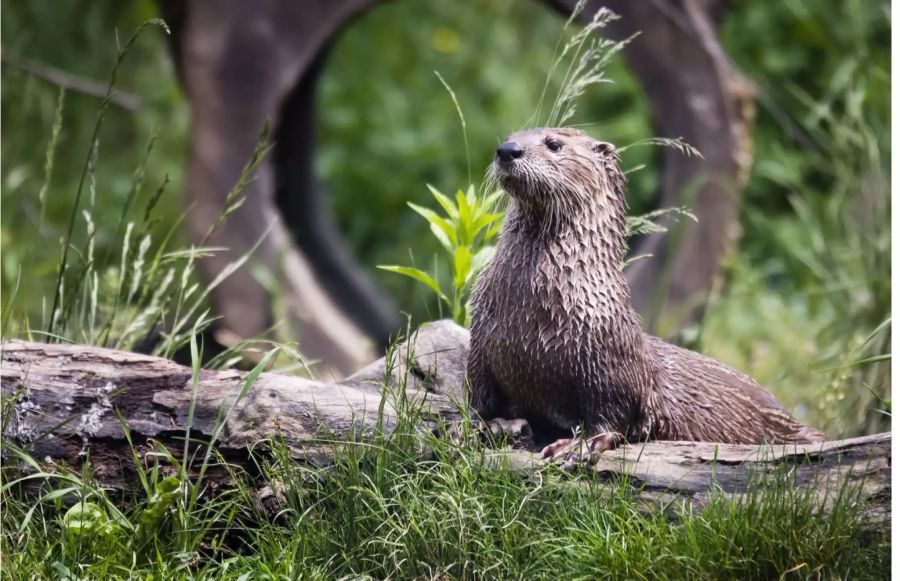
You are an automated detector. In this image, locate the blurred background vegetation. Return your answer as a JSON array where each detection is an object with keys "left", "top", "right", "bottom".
[{"left": 0, "top": 0, "right": 890, "bottom": 437}]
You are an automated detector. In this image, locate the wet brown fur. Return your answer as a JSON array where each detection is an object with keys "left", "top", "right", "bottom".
[{"left": 467, "top": 127, "right": 825, "bottom": 445}]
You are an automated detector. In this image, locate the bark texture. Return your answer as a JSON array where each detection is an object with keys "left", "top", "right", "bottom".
[
  {"left": 1, "top": 323, "right": 889, "bottom": 526},
  {"left": 502, "top": 433, "right": 890, "bottom": 525},
  {"left": 1, "top": 322, "right": 466, "bottom": 488}
]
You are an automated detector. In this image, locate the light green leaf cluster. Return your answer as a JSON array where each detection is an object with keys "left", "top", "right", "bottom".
[{"left": 379, "top": 185, "right": 504, "bottom": 326}]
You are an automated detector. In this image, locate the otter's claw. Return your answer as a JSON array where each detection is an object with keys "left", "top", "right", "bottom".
[{"left": 541, "top": 432, "right": 622, "bottom": 471}]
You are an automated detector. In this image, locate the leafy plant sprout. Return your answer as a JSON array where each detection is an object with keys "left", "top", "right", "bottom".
[{"left": 379, "top": 185, "right": 503, "bottom": 326}]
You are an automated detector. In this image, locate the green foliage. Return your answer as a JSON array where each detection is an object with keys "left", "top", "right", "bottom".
[
  {"left": 317, "top": 0, "right": 658, "bottom": 312},
  {"left": 0, "top": 18, "right": 270, "bottom": 361},
  {"left": 1, "top": 1, "right": 188, "bottom": 319},
  {"left": 0, "top": 2, "right": 891, "bottom": 576},
  {"left": 61, "top": 502, "right": 117, "bottom": 558},
  {"left": 137, "top": 476, "right": 181, "bottom": 532},
  {"left": 541, "top": 4, "right": 632, "bottom": 127},
  {"left": 699, "top": 4, "right": 890, "bottom": 437},
  {"left": 1, "top": 355, "right": 890, "bottom": 578},
  {"left": 379, "top": 185, "right": 503, "bottom": 326},
  {"left": 46, "top": 18, "right": 169, "bottom": 339},
  {"left": 378, "top": 4, "right": 702, "bottom": 327},
  {"left": 379, "top": 181, "right": 700, "bottom": 326},
  {"left": 2, "top": 322, "right": 892, "bottom": 578},
  {"left": 0, "top": 350, "right": 274, "bottom": 578},
  {"left": 721, "top": 0, "right": 889, "bottom": 220},
  {"left": 625, "top": 206, "right": 697, "bottom": 238}
]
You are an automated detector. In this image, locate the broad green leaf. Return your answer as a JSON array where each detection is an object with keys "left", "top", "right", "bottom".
[
  {"left": 430, "top": 223, "right": 453, "bottom": 254},
  {"left": 469, "top": 194, "right": 501, "bottom": 224},
  {"left": 408, "top": 202, "right": 458, "bottom": 246},
  {"left": 465, "top": 184, "right": 477, "bottom": 208},
  {"left": 378, "top": 266, "right": 450, "bottom": 305},
  {"left": 486, "top": 220, "right": 503, "bottom": 239},
  {"left": 453, "top": 246, "right": 472, "bottom": 288},
  {"left": 472, "top": 213, "right": 504, "bottom": 239},
  {"left": 426, "top": 184, "right": 459, "bottom": 221},
  {"left": 63, "top": 502, "right": 107, "bottom": 535},
  {"left": 139, "top": 476, "right": 181, "bottom": 530},
  {"left": 456, "top": 190, "right": 472, "bottom": 245}
]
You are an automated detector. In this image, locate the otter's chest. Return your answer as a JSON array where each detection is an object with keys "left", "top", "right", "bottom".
[
  {"left": 475, "top": 247, "right": 608, "bottom": 413},
  {"left": 480, "top": 240, "right": 607, "bottom": 339}
]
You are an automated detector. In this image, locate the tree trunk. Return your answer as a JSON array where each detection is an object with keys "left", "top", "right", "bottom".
[
  {"left": 1, "top": 323, "right": 889, "bottom": 525},
  {"left": 599, "top": 0, "right": 756, "bottom": 330}
]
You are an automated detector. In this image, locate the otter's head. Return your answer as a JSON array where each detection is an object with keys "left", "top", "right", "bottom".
[{"left": 491, "top": 127, "right": 625, "bottom": 220}]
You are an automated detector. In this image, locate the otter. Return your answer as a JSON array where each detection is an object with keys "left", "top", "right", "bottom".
[{"left": 467, "top": 127, "right": 824, "bottom": 463}]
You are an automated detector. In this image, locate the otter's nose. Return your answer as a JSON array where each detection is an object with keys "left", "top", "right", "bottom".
[{"left": 496, "top": 141, "right": 524, "bottom": 162}]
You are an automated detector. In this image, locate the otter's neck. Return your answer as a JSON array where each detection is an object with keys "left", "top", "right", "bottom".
[
  {"left": 500, "top": 189, "right": 643, "bottom": 337},
  {"left": 504, "top": 195, "right": 628, "bottom": 276}
]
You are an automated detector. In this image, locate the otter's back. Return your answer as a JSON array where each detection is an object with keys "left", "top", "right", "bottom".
[{"left": 648, "top": 336, "right": 825, "bottom": 444}]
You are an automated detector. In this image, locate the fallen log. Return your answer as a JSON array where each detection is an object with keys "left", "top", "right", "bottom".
[
  {"left": 501, "top": 434, "right": 890, "bottom": 525},
  {"left": 0, "top": 321, "right": 469, "bottom": 488},
  {"left": 0, "top": 322, "right": 890, "bottom": 526}
]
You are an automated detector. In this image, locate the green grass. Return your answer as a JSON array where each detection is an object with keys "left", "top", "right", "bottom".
[
  {"left": 1, "top": 355, "right": 891, "bottom": 580},
  {"left": 696, "top": 7, "right": 891, "bottom": 438}
]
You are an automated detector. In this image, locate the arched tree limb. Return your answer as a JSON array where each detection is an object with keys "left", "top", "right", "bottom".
[{"left": 158, "top": 0, "right": 755, "bottom": 373}]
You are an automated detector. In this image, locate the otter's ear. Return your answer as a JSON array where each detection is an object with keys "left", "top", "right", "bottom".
[{"left": 592, "top": 141, "right": 616, "bottom": 157}]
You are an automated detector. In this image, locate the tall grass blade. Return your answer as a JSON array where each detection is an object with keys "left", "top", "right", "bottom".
[{"left": 47, "top": 19, "right": 169, "bottom": 339}]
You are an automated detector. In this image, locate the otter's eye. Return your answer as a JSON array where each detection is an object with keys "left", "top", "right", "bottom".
[{"left": 545, "top": 139, "right": 562, "bottom": 152}]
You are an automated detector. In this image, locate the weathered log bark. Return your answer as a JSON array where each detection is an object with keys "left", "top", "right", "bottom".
[
  {"left": 1, "top": 323, "right": 890, "bottom": 526},
  {"left": 501, "top": 434, "right": 891, "bottom": 525},
  {"left": 1, "top": 321, "right": 468, "bottom": 488}
]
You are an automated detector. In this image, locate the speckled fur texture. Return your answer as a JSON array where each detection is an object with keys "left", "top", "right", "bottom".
[{"left": 467, "top": 127, "right": 825, "bottom": 450}]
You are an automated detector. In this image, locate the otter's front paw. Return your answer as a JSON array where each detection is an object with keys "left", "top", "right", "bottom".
[
  {"left": 440, "top": 417, "right": 534, "bottom": 449},
  {"left": 541, "top": 432, "right": 622, "bottom": 471},
  {"left": 484, "top": 417, "right": 534, "bottom": 449}
]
